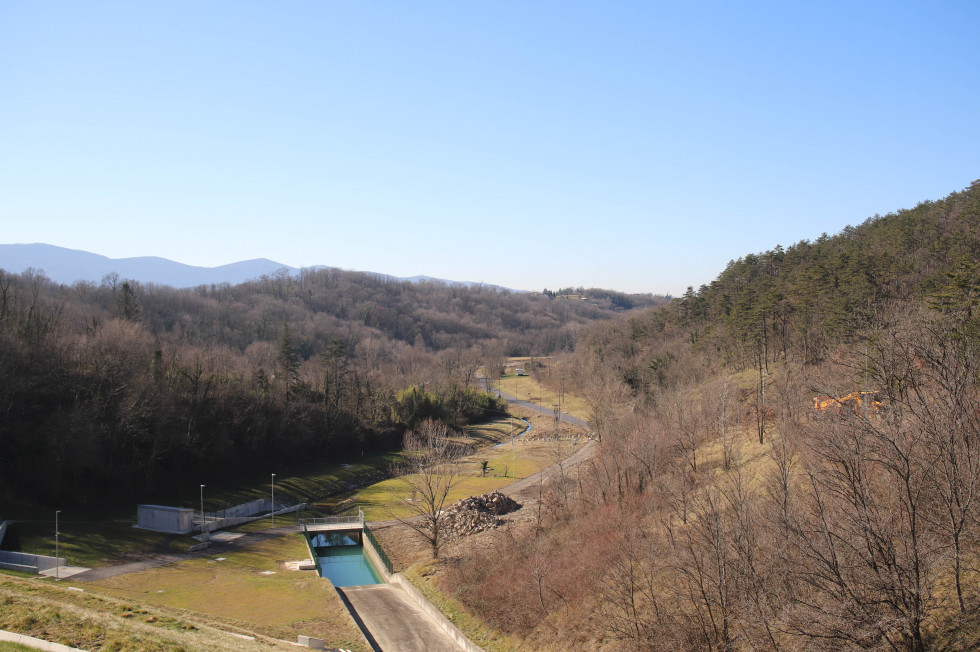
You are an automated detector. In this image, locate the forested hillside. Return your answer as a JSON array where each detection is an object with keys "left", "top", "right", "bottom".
[
  {"left": 445, "top": 181, "right": 980, "bottom": 651},
  {"left": 0, "top": 265, "right": 663, "bottom": 505},
  {"left": 674, "top": 179, "right": 980, "bottom": 372}
]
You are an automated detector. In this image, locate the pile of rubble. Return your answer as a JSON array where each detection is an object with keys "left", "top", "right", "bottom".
[{"left": 440, "top": 491, "right": 522, "bottom": 540}]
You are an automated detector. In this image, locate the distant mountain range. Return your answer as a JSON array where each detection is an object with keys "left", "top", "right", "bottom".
[{"left": 0, "top": 243, "right": 513, "bottom": 291}]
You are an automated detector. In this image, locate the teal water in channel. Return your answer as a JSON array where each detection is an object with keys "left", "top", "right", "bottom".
[{"left": 311, "top": 532, "right": 382, "bottom": 587}]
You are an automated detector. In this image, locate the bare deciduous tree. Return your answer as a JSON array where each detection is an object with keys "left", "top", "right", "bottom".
[
  {"left": 600, "top": 522, "right": 672, "bottom": 650},
  {"left": 788, "top": 396, "right": 939, "bottom": 650},
  {"left": 481, "top": 347, "right": 507, "bottom": 395},
  {"left": 391, "top": 418, "right": 465, "bottom": 559}
]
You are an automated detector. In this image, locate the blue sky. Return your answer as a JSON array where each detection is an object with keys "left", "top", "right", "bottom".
[{"left": 1, "top": 1, "right": 977, "bottom": 295}]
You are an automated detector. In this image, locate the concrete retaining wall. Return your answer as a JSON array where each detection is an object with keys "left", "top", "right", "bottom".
[
  {"left": 138, "top": 499, "right": 302, "bottom": 535},
  {"left": 0, "top": 550, "right": 64, "bottom": 574},
  {"left": 206, "top": 503, "right": 305, "bottom": 532},
  {"left": 213, "top": 498, "right": 270, "bottom": 519},
  {"left": 389, "top": 573, "right": 482, "bottom": 652},
  {"left": 360, "top": 530, "right": 391, "bottom": 583}
]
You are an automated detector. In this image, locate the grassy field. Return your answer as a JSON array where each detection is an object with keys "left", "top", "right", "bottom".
[
  {"left": 499, "top": 358, "right": 591, "bottom": 422},
  {"left": 0, "top": 517, "right": 368, "bottom": 650},
  {"left": 0, "top": 561, "right": 351, "bottom": 652},
  {"left": 0, "top": 642, "right": 36, "bottom": 651},
  {"left": 216, "top": 451, "right": 404, "bottom": 511},
  {"left": 4, "top": 520, "right": 200, "bottom": 570},
  {"left": 87, "top": 533, "right": 367, "bottom": 651},
  {"left": 358, "top": 475, "right": 512, "bottom": 521},
  {"left": 356, "top": 412, "right": 587, "bottom": 521}
]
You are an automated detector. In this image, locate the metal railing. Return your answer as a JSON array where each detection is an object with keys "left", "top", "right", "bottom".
[
  {"left": 363, "top": 524, "right": 394, "bottom": 576},
  {"left": 300, "top": 508, "right": 392, "bottom": 578},
  {"left": 298, "top": 508, "right": 364, "bottom": 527}
]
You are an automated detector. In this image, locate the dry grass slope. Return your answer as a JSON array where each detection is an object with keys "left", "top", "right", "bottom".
[{"left": 1, "top": 572, "right": 305, "bottom": 651}]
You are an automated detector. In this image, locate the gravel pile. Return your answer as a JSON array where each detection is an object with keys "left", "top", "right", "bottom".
[{"left": 439, "top": 491, "right": 522, "bottom": 540}]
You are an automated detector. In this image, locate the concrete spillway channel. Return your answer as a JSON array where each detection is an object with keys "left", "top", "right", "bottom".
[{"left": 301, "top": 520, "right": 480, "bottom": 651}]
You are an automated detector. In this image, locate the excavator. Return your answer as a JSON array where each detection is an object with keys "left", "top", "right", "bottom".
[{"left": 813, "top": 391, "right": 883, "bottom": 416}]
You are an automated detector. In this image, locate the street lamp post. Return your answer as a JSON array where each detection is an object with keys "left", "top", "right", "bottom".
[
  {"left": 54, "top": 510, "right": 61, "bottom": 580},
  {"left": 271, "top": 473, "right": 276, "bottom": 528},
  {"left": 199, "top": 484, "right": 205, "bottom": 534}
]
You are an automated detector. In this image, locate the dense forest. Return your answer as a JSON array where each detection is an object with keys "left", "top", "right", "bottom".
[
  {"left": 443, "top": 181, "right": 980, "bottom": 650},
  {"left": 0, "top": 264, "right": 663, "bottom": 505}
]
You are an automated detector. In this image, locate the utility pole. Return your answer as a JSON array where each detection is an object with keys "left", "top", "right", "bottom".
[
  {"left": 200, "top": 484, "right": 206, "bottom": 534},
  {"left": 511, "top": 417, "right": 515, "bottom": 479},
  {"left": 271, "top": 473, "right": 276, "bottom": 528}
]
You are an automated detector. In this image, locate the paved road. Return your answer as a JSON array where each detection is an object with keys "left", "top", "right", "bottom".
[
  {"left": 501, "top": 438, "right": 597, "bottom": 498},
  {"left": 337, "top": 584, "right": 460, "bottom": 652},
  {"left": 494, "top": 388, "right": 592, "bottom": 430}
]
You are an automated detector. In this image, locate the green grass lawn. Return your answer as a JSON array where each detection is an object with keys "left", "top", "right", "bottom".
[
  {"left": 498, "top": 363, "right": 591, "bottom": 422},
  {"left": 356, "top": 435, "right": 587, "bottom": 522},
  {"left": 3, "top": 520, "right": 198, "bottom": 569},
  {"left": 88, "top": 533, "right": 366, "bottom": 650},
  {"left": 357, "top": 475, "right": 513, "bottom": 521},
  {"left": 209, "top": 451, "right": 404, "bottom": 510},
  {"left": 313, "top": 416, "right": 518, "bottom": 520}
]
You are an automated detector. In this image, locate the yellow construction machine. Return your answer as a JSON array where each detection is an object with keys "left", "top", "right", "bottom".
[{"left": 813, "top": 391, "right": 883, "bottom": 415}]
